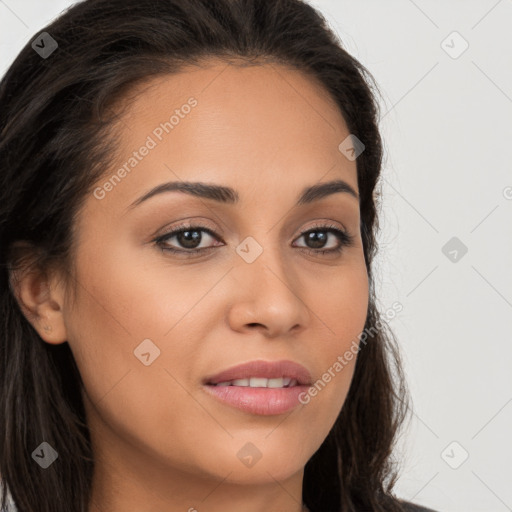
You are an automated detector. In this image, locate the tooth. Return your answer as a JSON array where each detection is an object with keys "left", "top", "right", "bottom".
[
  {"left": 232, "top": 378, "right": 250, "bottom": 386},
  {"left": 267, "top": 377, "right": 284, "bottom": 388},
  {"left": 249, "top": 377, "right": 268, "bottom": 388},
  {"left": 222, "top": 377, "right": 296, "bottom": 388}
]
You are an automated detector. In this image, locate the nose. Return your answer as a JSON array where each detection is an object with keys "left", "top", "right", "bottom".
[{"left": 226, "top": 245, "right": 311, "bottom": 338}]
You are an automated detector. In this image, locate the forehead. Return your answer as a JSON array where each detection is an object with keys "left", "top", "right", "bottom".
[
  {"left": 120, "top": 59, "right": 344, "bottom": 124},
  {"left": 114, "top": 59, "right": 351, "bottom": 149},
  {"left": 95, "top": 60, "right": 358, "bottom": 211}
]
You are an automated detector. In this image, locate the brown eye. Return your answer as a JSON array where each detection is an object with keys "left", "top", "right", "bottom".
[
  {"left": 155, "top": 225, "right": 223, "bottom": 254},
  {"left": 154, "top": 222, "right": 355, "bottom": 258},
  {"left": 293, "top": 225, "right": 355, "bottom": 255}
]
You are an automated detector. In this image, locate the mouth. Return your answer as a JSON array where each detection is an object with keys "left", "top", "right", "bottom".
[
  {"left": 203, "top": 359, "right": 313, "bottom": 387},
  {"left": 206, "top": 376, "right": 300, "bottom": 388},
  {"left": 202, "top": 359, "right": 312, "bottom": 415}
]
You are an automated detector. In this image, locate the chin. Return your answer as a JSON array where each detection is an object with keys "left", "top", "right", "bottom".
[{"left": 216, "top": 446, "right": 308, "bottom": 484}]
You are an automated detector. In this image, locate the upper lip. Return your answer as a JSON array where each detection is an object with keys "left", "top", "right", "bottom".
[{"left": 203, "top": 359, "right": 313, "bottom": 386}]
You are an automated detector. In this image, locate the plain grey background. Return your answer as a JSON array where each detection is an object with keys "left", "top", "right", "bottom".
[{"left": 1, "top": 1, "right": 511, "bottom": 511}]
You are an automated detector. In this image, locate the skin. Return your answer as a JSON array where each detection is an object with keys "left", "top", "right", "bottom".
[{"left": 13, "top": 59, "right": 369, "bottom": 512}]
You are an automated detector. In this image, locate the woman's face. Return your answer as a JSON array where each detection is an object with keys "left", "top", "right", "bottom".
[{"left": 54, "top": 61, "right": 369, "bottom": 506}]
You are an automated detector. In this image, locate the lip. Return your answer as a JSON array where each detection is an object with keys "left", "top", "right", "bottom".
[
  {"left": 202, "top": 359, "right": 313, "bottom": 416},
  {"left": 202, "top": 384, "right": 311, "bottom": 415},
  {"left": 202, "top": 359, "right": 313, "bottom": 386}
]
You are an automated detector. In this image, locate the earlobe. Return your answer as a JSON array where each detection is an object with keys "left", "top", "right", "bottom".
[{"left": 8, "top": 258, "right": 68, "bottom": 345}]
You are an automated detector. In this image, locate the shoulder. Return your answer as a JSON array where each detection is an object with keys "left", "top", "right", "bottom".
[{"left": 399, "top": 500, "right": 439, "bottom": 512}]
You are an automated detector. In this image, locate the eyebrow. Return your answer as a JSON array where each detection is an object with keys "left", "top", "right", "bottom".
[{"left": 127, "top": 178, "right": 359, "bottom": 210}]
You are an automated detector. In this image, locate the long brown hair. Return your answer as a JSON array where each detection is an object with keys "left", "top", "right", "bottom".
[{"left": 0, "top": 1, "right": 410, "bottom": 511}]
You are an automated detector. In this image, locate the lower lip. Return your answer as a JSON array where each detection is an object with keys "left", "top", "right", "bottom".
[{"left": 203, "top": 384, "right": 310, "bottom": 415}]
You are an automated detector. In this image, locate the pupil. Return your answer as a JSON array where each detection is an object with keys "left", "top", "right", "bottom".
[
  {"left": 178, "top": 230, "right": 201, "bottom": 248},
  {"left": 307, "top": 231, "right": 327, "bottom": 248}
]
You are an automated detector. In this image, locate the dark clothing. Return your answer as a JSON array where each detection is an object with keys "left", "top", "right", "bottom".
[
  {"left": 399, "top": 500, "right": 438, "bottom": 512},
  {"left": 304, "top": 500, "right": 439, "bottom": 512}
]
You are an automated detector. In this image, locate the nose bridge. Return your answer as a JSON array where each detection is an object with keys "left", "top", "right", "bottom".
[
  {"left": 235, "top": 229, "right": 293, "bottom": 292},
  {"left": 229, "top": 230, "right": 310, "bottom": 334},
  {"left": 247, "top": 248, "right": 290, "bottom": 292}
]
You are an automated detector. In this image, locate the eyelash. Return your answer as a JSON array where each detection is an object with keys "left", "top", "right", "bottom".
[{"left": 154, "top": 222, "right": 356, "bottom": 258}]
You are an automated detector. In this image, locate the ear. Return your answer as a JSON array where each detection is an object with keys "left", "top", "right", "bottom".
[{"left": 8, "top": 242, "right": 68, "bottom": 345}]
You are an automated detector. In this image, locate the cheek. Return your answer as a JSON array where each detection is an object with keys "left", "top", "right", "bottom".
[
  {"left": 63, "top": 237, "right": 228, "bottom": 445},
  {"left": 311, "top": 255, "right": 369, "bottom": 349},
  {"left": 63, "top": 250, "right": 218, "bottom": 471},
  {"left": 298, "top": 259, "right": 369, "bottom": 429}
]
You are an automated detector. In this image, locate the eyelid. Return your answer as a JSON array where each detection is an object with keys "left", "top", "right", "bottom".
[
  {"left": 153, "top": 219, "right": 355, "bottom": 257},
  {"left": 298, "top": 220, "right": 347, "bottom": 236},
  {"left": 152, "top": 218, "right": 219, "bottom": 239},
  {"left": 154, "top": 220, "right": 347, "bottom": 243},
  {"left": 153, "top": 222, "right": 223, "bottom": 252}
]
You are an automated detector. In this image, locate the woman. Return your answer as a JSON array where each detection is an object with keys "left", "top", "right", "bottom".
[{"left": 0, "top": 0, "right": 438, "bottom": 511}]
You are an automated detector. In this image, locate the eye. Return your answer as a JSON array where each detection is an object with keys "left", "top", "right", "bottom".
[
  {"left": 154, "top": 221, "right": 355, "bottom": 258},
  {"left": 154, "top": 223, "right": 222, "bottom": 256},
  {"left": 293, "top": 223, "right": 356, "bottom": 256}
]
